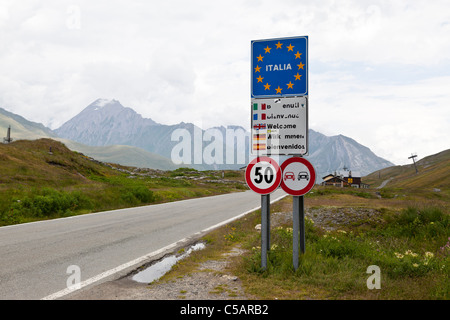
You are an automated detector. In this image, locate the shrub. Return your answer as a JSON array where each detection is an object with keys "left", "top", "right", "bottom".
[
  {"left": 8, "top": 188, "right": 93, "bottom": 218},
  {"left": 121, "top": 186, "right": 155, "bottom": 204},
  {"left": 388, "top": 207, "right": 449, "bottom": 239}
]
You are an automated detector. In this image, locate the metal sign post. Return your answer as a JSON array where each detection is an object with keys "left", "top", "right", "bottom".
[
  {"left": 261, "top": 193, "right": 270, "bottom": 270},
  {"left": 292, "top": 195, "right": 305, "bottom": 270}
]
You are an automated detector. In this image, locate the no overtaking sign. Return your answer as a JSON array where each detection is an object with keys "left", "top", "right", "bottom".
[{"left": 280, "top": 157, "right": 315, "bottom": 196}]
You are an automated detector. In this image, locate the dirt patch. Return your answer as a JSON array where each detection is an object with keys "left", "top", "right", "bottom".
[{"left": 307, "top": 207, "right": 385, "bottom": 230}]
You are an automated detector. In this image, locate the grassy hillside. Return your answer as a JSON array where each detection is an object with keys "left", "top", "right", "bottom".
[
  {"left": 364, "top": 149, "right": 450, "bottom": 192},
  {"left": 0, "top": 138, "right": 246, "bottom": 226},
  {"left": 0, "top": 138, "right": 108, "bottom": 187}
]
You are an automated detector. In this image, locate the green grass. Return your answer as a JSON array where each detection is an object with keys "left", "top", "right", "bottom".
[{"left": 311, "top": 186, "right": 377, "bottom": 199}]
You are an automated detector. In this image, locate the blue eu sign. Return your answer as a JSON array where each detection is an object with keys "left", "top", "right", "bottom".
[{"left": 251, "top": 36, "right": 308, "bottom": 98}]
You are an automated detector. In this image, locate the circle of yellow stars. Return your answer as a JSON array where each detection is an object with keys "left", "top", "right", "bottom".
[{"left": 254, "top": 40, "right": 305, "bottom": 94}]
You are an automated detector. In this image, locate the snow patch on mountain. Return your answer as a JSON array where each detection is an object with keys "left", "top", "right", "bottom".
[{"left": 93, "top": 98, "right": 115, "bottom": 108}]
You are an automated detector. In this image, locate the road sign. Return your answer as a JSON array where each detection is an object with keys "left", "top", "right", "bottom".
[
  {"left": 245, "top": 156, "right": 282, "bottom": 194},
  {"left": 251, "top": 36, "right": 308, "bottom": 98},
  {"left": 249, "top": 35, "right": 311, "bottom": 270},
  {"left": 280, "top": 157, "right": 315, "bottom": 196},
  {"left": 251, "top": 96, "right": 308, "bottom": 155}
]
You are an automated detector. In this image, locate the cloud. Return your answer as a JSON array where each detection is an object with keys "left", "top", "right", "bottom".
[{"left": 311, "top": 70, "right": 450, "bottom": 164}]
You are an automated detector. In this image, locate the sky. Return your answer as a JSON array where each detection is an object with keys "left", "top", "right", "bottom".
[{"left": 0, "top": 0, "right": 449, "bottom": 165}]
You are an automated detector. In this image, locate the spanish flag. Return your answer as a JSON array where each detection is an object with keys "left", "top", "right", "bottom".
[
  {"left": 253, "top": 134, "right": 266, "bottom": 140},
  {"left": 253, "top": 143, "right": 266, "bottom": 151}
]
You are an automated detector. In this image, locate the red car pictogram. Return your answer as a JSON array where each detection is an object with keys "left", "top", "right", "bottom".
[{"left": 284, "top": 171, "right": 295, "bottom": 181}]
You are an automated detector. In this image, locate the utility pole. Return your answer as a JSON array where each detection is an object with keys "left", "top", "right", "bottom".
[
  {"left": 408, "top": 153, "right": 418, "bottom": 174},
  {"left": 3, "top": 125, "right": 12, "bottom": 144}
]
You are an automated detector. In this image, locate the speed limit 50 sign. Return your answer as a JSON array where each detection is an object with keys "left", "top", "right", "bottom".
[{"left": 245, "top": 156, "right": 282, "bottom": 194}]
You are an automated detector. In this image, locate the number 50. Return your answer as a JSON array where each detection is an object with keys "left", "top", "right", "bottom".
[{"left": 254, "top": 166, "right": 274, "bottom": 184}]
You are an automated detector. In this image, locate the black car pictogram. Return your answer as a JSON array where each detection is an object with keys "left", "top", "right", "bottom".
[{"left": 298, "top": 171, "right": 309, "bottom": 181}]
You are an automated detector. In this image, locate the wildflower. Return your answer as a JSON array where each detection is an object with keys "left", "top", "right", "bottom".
[
  {"left": 424, "top": 252, "right": 434, "bottom": 259},
  {"left": 394, "top": 252, "right": 404, "bottom": 259},
  {"left": 337, "top": 230, "right": 347, "bottom": 234},
  {"left": 305, "top": 217, "right": 314, "bottom": 224},
  {"left": 405, "top": 250, "right": 418, "bottom": 257},
  {"left": 412, "top": 263, "right": 419, "bottom": 268}
]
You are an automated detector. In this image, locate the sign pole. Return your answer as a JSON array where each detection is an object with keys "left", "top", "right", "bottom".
[
  {"left": 261, "top": 194, "right": 270, "bottom": 270},
  {"left": 293, "top": 195, "right": 305, "bottom": 270},
  {"left": 299, "top": 195, "right": 305, "bottom": 254},
  {"left": 267, "top": 193, "right": 271, "bottom": 251},
  {"left": 293, "top": 195, "right": 300, "bottom": 270}
]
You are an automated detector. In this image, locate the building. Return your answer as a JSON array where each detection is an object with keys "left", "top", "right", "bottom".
[
  {"left": 321, "top": 170, "right": 369, "bottom": 188},
  {"left": 321, "top": 173, "right": 346, "bottom": 187}
]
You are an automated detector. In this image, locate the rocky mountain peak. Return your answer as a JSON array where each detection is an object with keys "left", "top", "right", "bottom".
[{"left": 54, "top": 99, "right": 157, "bottom": 146}]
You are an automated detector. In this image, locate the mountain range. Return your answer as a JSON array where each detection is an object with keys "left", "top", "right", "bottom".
[{"left": 1, "top": 99, "right": 394, "bottom": 179}]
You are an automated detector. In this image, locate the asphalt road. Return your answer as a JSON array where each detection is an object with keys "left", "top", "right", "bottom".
[{"left": 0, "top": 189, "right": 286, "bottom": 300}]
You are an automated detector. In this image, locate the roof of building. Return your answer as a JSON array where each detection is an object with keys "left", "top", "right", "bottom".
[{"left": 322, "top": 170, "right": 362, "bottom": 179}]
